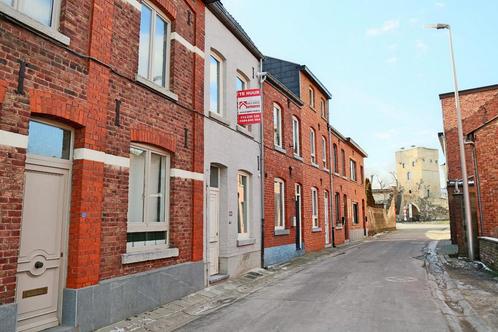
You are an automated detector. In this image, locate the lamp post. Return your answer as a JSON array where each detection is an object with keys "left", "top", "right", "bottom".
[{"left": 426, "top": 23, "right": 474, "bottom": 260}]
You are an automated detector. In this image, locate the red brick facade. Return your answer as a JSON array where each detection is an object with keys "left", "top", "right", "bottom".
[
  {"left": 0, "top": 0, "right": 205, "bottom": 306},
  {"left": 331, "top": 131, "right": 367, "bottom": 245},
  {"left": 440, "top": 85, "right": 498, "bottom": 254}
]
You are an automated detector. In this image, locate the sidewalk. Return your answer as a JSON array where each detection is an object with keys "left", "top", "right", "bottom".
[
  {"left": 96, "top": 240, "right": 367, "bottom": 332},
  {"left": 425, "top": 240, "right": 498, "bottom": 332}
]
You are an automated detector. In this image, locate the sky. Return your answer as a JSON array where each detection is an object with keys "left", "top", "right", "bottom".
[{"left": 221, "top": 0, "right": 498, "bottom": 186}]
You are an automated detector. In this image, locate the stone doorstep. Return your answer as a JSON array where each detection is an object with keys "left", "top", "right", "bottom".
[{"left": 96, "top": 237, "right": 372, "bottom": 332}]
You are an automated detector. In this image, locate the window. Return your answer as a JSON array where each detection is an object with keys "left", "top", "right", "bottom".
[
  {"left": 320, "top": 99, "right": 326, "bottom": 118},
  {"left": 321, "top": 136, "right": 327, "bottom": 168},
  {"left": 138, "top": 2, "right": 171, "bottom": 89},
  {"left": 335, "top": 192, "right": 341, "bottom": 226},
  {"left": 209, "top": 53, "right": 223, "bottom": 115},
  {"left": 341, "top": 149, "right": 346, "bottom": 176},
  {"left": 274, "top": 178, "right": 285, "bottom": 230},
  {"left": 352, "top": 202, "right": 359, "bottom": 224},
  {"left": 237, "top": 172, "right": 250, "bottom": 238},
  {"left": 407, "top": 171, "right": 411, "bottom": 181},
  {"left": 127, "top": 145, "right": 170, "bottom": 251},
  {"left": 360, "top": 165, "right": 364, "bottom": 184},
  {"left": 412, "top": 161, "right": 415, "bottom": 167},
  {"left": 333, "top": 144, "right": 338, "bottom": 173},
  {"left": 2, "top": 0, "right": 60, "bottom": 27},
  {"left": 350, "top": 159, "right": 357, "bottom": 181},
  {"left": 311, "top": 187, "right": 319, "bottom": 228},
  {"left": 310, "top": 129, "right": 316, "bottom": 164},
  {"left": 273, "top": 104, "right": 283, "bottom": 148},
  {"left": 309, "top": 87, "right": 315, "bottom": 108},
  {"left": 236, "top": 75, "right": 247, "bottom": 92},
  {"left": 27, "top": 120, "right": 71, "bottom": 159},
  {"left": 292, "top": 116, "right": 301, "bottom": 156},
  {"left": 343, "top": 194, "right": 348, "bottom": 225}
]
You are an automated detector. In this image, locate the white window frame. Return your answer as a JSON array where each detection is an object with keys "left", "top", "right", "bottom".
[
  {"left": 309, "top": 87, "right": 315, "bottom": 108},
  {"left": 237, "top": 171, "right": 250, "bottom": 239},
  {"left": 137, "top": 1, "right": 172, "bottom": 91},
  {"left": 407, "top": 171, "right": 411, "bottom": 181},
  {"left": 273, "top": 104, "right": 283, "bottom": 148},
  {"left": 0, "top": 0, "right": 69, "bottom": 45},
  {"left": 209, "top": 51, "right": 224, "bottom": 116},
  {"left": 127, "top": 143, "right": 171, "bottom": 252},
  {"left": 322, "top": 136, "right": 327, "bottom": 169},
  {"left": 292, "top": 116, "right": 301, "bottom": 156},
  {"left": 274, "top": 178, "right": 285, "bottom": 230},
  {"left": 311, "top": 187, "right": 319, "bottom": 228},
  {"left": 352, "top": 202, "right": 359, "bottom": 225},
  {"left": 320, "top": 99, "right": 326, "bottom": 118},
  {"left": 236, "top": 71, "right": 248, "bottom": 92},
  {"left": 310, "top": 129, "right": 316, "bottom": 164},
  {"left": 350, "top": 159, "right": 357, "bottom": 181}
]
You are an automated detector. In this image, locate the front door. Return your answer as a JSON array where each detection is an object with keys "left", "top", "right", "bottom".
[
  {"left": 295, "top": 184, "right": 302, "bottom": 250},
  {"left": 208, "top": 166, "right": 220, "bottom": 275},
  {"left": 324, "top": 191, "right": 330, "bottom": 245},
  {"left": 17, "top": 119, "right": 72, "bottom": 332}
]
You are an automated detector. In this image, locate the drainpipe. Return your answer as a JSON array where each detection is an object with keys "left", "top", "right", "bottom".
[
  {"left": 328, "top": 126, "right": 335, "bottom": 247},
  {"left": 465, "top": 136, "right": 484, "bottom": 236},
  {"left": 258, "top": 59, "right": 267, "bottom": 268}
]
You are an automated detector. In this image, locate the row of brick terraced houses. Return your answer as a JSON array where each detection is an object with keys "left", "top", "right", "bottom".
[{"left": 0, "top": 1, "right": 367, "bottom": 331}]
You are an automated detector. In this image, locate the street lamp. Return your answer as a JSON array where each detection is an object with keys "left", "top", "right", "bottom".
[{"left": 426, "top": 23, "right": 474, "bottom": 260}]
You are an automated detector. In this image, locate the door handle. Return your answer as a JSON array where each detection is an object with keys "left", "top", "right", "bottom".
[{"left": 34, "top": 261, "right": 44, "bottom": 269}]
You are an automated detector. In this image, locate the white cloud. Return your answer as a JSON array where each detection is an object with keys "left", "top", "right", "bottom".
[
  {"left": 374, "top": 128, "right": 398, "bottom": 140},
  {"left": 366, "top": 19, "right": 400, "bottom": 37},
  {"left": 388, "top": 43, "right": 398, "bottom": 50},
  {"left": 415, "top": 40, "right": 429, "bottom": 54},
  {"left": 386, "top": 56, "right": 398, "bottom": 64},
  {"left": 409, "top": 17, "right": 419, "bottom": 25},
  {"left": 435, "top": 2, "right": 445, "bottom": 7}
]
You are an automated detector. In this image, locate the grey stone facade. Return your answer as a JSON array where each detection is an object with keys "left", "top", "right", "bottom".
[{"left": 0, "top": 303, "right": 17, "bottom": 332}]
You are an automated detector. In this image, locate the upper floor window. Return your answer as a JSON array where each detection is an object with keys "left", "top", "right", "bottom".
[
  {"left": 407, "top": 171, "right": 411, "bottom": 181},
  {"left": 333, "top": 144, "right": 338, "bottom": 173},
  {"left": 310, "top": 129, "right": 316, "bottom": 164},
  {"left": 138, "top": 2, "right": 171, "bottom": 89},
  {"left": 274, "top": 178, "right": 285, "bottom": 230},
  {"left": 341, "top": 149, "right": 346, "bottom": 176},
  {"left": 236, "top": 73, "right": 247, "bottom": 92},
  {"left": 273, "top": 104, "right": 283, "bottom": 148},
  {"left": 292, "top": 116, "right": 301, "bottom": 156},
  {"left": 209, "top": 52, "right": 223, "bottom": 115},
  {"left": 237, "top": 172, "right": 250, "bottom": 238},
  {"left": 127, "top": 144, "right": 171, "bottom": 251},
  {"left": 311, "top": 187, "right": 319, "bottom": 228},
  {"left": 320, "top": 99, "right": 326, "bottom": 118},
  {"left": 2, "top": 0, "right": 58, "bottom": 27},
  {"left": 309, "top": 87, "right": 315, "bottom": 108},
  {"left": 350, "top": 159, "right": 357, "bottom": 181},
  {"left": 360, "top": 165, "right": 364, "bottom": 184},
  {"left": 321, "top": 136, "right": 327, "bottom": 169}
]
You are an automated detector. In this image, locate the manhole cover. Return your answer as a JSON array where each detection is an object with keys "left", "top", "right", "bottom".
[{"left": 385, "top": 276, "right": 417, "bottom": 283}]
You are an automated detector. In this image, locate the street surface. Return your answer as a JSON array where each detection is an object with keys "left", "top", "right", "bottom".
[{"left": 179, "top": 224, "right": 451, "bottom": 332}]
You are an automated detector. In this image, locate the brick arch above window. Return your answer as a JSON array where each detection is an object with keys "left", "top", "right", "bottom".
[
  {"left": 130, "top": 127, "right": 176, "bottom": 153},
  {"left": 29, "top": 90, "right": 87, "bottom": 128},
  {"left": 149, "top": 0, "right": 177, "bottom": 19}
]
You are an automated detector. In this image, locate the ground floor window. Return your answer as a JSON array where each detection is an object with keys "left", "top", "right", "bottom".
[
  {"left": 335, "top": 192, "right": 341, "bottom": 226},
  {"left": 311, "top": 187, "right": 319, "bottom": 228},
  {"left": 237, "top": 172, "right": 250, "bottom": 237},
  {"left": 352, "top": 202, "right": 359, "bottom": 225},
  {"left": 274, "top": 178, "right": 285, "bottom": 230},
  {"left": 127, "top": 144, "right": 170, "bottom": 251}
]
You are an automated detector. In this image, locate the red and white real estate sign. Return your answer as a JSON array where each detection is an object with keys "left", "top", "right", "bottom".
[{"left": 237, "top": 89, "right": 262, "bottom": 125}]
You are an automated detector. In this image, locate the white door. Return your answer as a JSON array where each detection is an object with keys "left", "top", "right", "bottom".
[
  {"left": 208, "top": 188, "right": 220, "bottom": 275},
  {"left": 295, "top": 184, "right": 302, "bottom": 250},
  {"left": 16, "top": 160, "right": 70, "bottom": 332},
  {"left": 324, "top": 191, "right": 330, "bottom": 245}
]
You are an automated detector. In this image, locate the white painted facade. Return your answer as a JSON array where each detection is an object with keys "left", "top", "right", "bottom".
[{"left": 204, "top": 9, "right": 262, "bottom": 278}]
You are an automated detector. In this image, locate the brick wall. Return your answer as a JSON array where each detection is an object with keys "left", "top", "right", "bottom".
[
  {"left": 0, "top": 0, "right": 205, "bottom": 304},
  {"left": 479, "top": 237, "right": 498, "bottom": 272}
]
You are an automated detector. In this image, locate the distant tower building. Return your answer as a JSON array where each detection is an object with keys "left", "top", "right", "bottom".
[{"left": 395, "top": 146, "right": 448, "bottom": 221}]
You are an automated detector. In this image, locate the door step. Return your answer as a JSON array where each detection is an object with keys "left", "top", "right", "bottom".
[
  {"left": 208, "top": 274, "right": 229, "bottom": 285},
  {"left": 43, "top": 325, "right": 78, "bottom": 332}
]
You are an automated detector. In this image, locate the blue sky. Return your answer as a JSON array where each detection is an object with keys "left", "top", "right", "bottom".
[{"left": 222, "top": 0, "right": 498, "bottom": 185}]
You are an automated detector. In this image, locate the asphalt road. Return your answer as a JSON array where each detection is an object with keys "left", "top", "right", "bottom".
[{"left": 178, "top": 225, "right": 451, "bottom": 332}]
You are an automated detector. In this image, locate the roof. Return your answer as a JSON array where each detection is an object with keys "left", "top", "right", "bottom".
[
  {"left": 265, "top": 74, "right": 304, "bottom": 107},
  {"left": 205, "top": 1, "right": 263, "bottom": 59},
  {"left": 263, "top": 57, "right": 332, "bottom": 99},
  {"left": 439, "top": 83, "right": 498, "bottom": 99},
  {"left": 329, "top": 126, "right": 368, "bottom": 157}
]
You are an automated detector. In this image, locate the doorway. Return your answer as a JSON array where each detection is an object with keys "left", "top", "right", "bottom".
[
  {"left": 324, "top": 191, "right": 330, "bottom": 245},
  {"left": 295, "top": 183, "right": 302, "bottom": 250},
  {"left": 16, "top": 120, "right": 72, "bottom": 331},
  {"left": 208, "top": 165, "right": 220, "bottom": 276}
]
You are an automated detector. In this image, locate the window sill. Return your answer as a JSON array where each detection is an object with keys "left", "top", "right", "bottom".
[
  {"left": 335, "top": 225, "right": 343, "bottom": 230},
  {"left": 135, "top": 75, "right": 178, "bottom": 101},
  {"left": 0, "top": 3, "right": 70, "bottom": 45},
  {"left": 237, "top": 238, "right": 256, "bottom": 247},
  {"left": 236, "top": 125, "right": 254, "bottom": 138},
  {"left": 312, "top": 227, "right": 322, "bottom": 233},
  {"left": 274, "top": 146, "right": 287, "bottom": 154},
  {"left": 311, "top": 162, "right": 320, "bottom": 169},
  {"left": 323, "top": 167, "right": 330, "bottom": 173},
  {"left": 293, "top": 154, "right": 303, "bottom": 162},
  {"left": 274, "top": 229, "right": 290, "bottom": 236},
  {"left": 209, "top": 111, "right": 230, "bottom": 126},
  {"left": 121, "top": 247, "right": 179, "bottom": 264}
]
